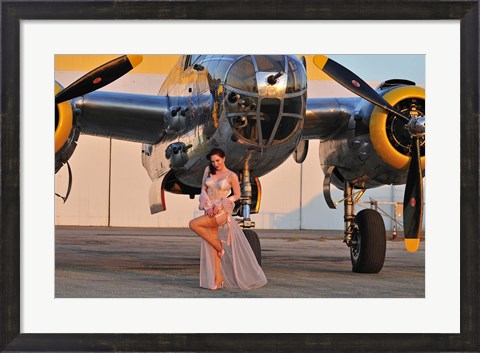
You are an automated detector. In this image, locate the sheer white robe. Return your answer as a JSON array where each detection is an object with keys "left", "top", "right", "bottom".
[{"left": 198, "top": 173, "right": 267, "bottom": 290}]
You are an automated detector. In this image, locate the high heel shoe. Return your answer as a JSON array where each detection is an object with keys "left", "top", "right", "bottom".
[{"left": 211, "top": 281, "right": 224, "bottom": 291}]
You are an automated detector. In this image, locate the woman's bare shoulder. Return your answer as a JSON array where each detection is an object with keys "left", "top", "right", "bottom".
[{"left": 228, "top": 170, "right": 239, "bottom": 181}]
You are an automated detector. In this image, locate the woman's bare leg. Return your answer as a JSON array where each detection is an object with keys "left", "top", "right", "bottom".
[
  {"left": 209, "top": 227, "right": 224, "bottom": 286},
  {"left": 189, "top": 214, "right": 225, "bottom": 254},
  {"left": 190, "top": 213, "right": 228, "bottom": 288}
]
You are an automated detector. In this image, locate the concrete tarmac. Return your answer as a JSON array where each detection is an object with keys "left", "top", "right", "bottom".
[{"left": 55, "top": 226, "right": 424, "bottom": 298}]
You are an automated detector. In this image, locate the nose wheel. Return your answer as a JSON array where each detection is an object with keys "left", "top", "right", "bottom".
[
  {"left": 243, "top": 229, "right": 262, "bottom": 266},
  {"left": 349, "top": 209, "right": 386, "bottom": 273},
  {"left": 344, "top": 181, "right": 386, "bottom": 273}
]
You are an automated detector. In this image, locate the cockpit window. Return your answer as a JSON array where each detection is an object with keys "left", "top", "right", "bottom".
[
  {"left": 225, "top": 56, "right": 257, "bottom": 92},
  {"left": 259, "top": 98, "right": 281, "bottom": 143},
  {"left": 184, "top": 55, "right": 192, "bottom": 70},
  {"left": 255, "top": 55, "right": 285, "bottom": 72},
  {"left": 212, "top": 58, "right": 232, "bottom": 83},
  {"left": 229, "top": 114, "right": 259, "bottom": 143},
  {"left": 191, "top": 55, "right": 204, "bottom": 64},
  {"left": 184, "top": 55, "right": 206, "bottom": 70},
  {"left": 286, "top": 57, "right": 307, "bottom": 93},
  {"left": 283, "top": 96, "right": 303, "bottom": 114},
  {"left": 274, "top": 117, "right": 300, "bottom": 141},
  {"left": 202, "top": 59, "right": 219, "bottom": 77}
]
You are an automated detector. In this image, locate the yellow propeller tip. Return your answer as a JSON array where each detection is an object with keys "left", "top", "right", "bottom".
[
  {"left": 404, "top": 238, "right": 420, "bottom": 253},
  {"left": 127, "top": 55, "right": 143, "bottom": 68},
  {"left": 313, "top": 55, "right": 329, "bottom": 69},
  {"left": 54, "top": 82, "right": 63, "bottom": 94}
]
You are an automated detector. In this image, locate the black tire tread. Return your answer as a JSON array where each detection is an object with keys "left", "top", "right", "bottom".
[
  {"left": 243, "top": 230, "right": 262, "bottom": 266},
  {"left": 351, "top": 209, "right": 386, "bottom": 273}
]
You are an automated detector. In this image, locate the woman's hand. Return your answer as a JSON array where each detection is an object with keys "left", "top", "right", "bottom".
[
  {"left": 206, "top": 206, "right": 219, "bottom": 218},
  {"left": 212, "top": 205, "right": 219, "bottom": 216},
  {"left": 206, "top": 208, "right": 215, "bottom": 218}
]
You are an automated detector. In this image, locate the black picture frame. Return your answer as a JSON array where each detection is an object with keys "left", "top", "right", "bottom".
[{"left": 1, "top": 1, "right": 479, "bottom": 352}]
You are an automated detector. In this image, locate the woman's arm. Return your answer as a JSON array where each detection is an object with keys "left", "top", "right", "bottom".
[
  {"left": 201, "top": 166, "right": 209, "bottom": 192},
  {"left": 227, "top": 172, "right": 241, "bottom": 202},
  {"left": 199, "top": 166, "right": 215, "bottom": 217}
]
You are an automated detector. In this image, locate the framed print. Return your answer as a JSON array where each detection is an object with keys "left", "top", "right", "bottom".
[{"left": 1, "top": 1, "right": 479, "bottom": 351}]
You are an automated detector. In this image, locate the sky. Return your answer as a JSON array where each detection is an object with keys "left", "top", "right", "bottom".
[
  {"left": 328, "top": 54, "right": 425, "bottom": 85},
  {"left": 55, "top": 54, "right": 426, "bottom": 86}
]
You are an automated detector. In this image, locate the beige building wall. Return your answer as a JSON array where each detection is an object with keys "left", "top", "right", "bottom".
[{"left": 54, "top": 55, "right": 406, "bottom": 230}]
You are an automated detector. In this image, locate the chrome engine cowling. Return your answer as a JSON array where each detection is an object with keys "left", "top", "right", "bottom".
[{"left": 369, "top": 85, "right": 425, "bottom": 171}]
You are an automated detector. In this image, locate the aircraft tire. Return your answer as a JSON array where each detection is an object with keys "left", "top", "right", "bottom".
[
  {"left": 243, "top": 230, "right": 262, "bottom": 266},
  {"left": 350, "top": 209, "right": 386, "bottom": 273}
]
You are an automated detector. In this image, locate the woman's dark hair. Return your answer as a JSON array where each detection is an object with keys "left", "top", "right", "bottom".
[{"left": 206, "top": 148, "right": 225, "bottom": 175}]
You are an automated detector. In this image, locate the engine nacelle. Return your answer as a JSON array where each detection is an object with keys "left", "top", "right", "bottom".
[
  {"left": 321, "top": 84, "right": 425, "bottom": 190},
  {"left": 55, "top": 82, "right": 80, "bottom": 173}
]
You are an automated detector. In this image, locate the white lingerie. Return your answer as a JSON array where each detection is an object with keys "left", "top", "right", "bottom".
[{"left": 198, "top": 171, "right": 267, "bottom": 290}]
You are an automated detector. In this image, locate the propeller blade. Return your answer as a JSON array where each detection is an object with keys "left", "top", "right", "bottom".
[
  {"left": 55, "top": 55, "right": 143, "bottom": 104},
  {"left": 312, "top": 55, "right": 409, "bottom": 122},
  {"left": 403, "top": 137, "right": 423, "bottom": 252}
]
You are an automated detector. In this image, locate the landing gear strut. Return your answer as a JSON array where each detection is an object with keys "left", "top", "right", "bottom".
[
  {"left": 237, "top": 161, "right": 262, "bottom": 266},
  {"left": 238, "top": 162, "right": 255, "bottom": 229},
  {"left": 343, "top": 180, "right": 386, "bottom": 273}
]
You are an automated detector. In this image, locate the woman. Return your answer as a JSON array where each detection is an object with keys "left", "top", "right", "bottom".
[{"left": 189, "top": 148, "right": 267, "bottom": 291}]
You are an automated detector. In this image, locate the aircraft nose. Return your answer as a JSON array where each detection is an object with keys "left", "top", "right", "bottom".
[{"left": 224, "top": 55, "right": 307, "bottom": 147}]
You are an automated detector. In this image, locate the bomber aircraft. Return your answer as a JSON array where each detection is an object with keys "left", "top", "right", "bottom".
[{"left": 55, "top": 54, "right": 425, "bottom": 273}]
